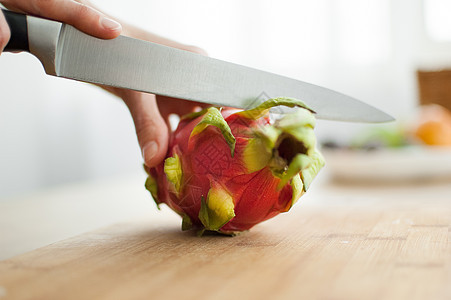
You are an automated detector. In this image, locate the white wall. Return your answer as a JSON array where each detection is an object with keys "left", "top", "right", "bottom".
[
  {"left": 0, "top": 52, "right": 141, "bottom": 199},
  {"left": 1, "top": 0, "right": 450, "bottom": 199}
]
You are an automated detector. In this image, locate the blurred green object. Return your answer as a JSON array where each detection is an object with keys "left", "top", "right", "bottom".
[{"left": 350, "top": 124, "right": 411, "bottom": 150}]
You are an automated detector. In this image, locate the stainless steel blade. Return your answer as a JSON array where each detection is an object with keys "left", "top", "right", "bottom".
[{"left": 55, "top": 25, "right": 393, "bottom": 123}]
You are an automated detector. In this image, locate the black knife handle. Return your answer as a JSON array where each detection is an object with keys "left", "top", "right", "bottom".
[{"left": 2, "top": 9, "right": 29, "bottom": 52}]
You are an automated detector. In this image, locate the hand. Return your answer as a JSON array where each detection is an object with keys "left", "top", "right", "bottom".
[
  {"left": 0, "top": 0, "right": 121, "bottom": 53},
  {"left": 0, "top": 0, "right": 207, "bottom": 168}
]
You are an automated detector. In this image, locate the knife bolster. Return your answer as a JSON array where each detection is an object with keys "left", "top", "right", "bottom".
[{"left": 27, "top": 16, "right": 62, "bottom": 76}]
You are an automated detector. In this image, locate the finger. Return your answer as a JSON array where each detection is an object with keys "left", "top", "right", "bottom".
[
  {"left": 122, "top": 93, "right": 169, "bottom": 168},
  {"left": 2, "top": 0, "right": 121, "bottom": 39},
  {"left": 0, "top": 3, "right": 26, "bottom": 13},
  {"left": 0, "top": 10, "right": 11, "bottom": 54},
  {"left": 156, "top": 96, "right": 209, "bottom": 121},
  {"left": 119, "top": 23, "right": 209, "bottom": 56}
]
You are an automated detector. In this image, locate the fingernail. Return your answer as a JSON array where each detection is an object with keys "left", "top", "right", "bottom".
[
  {"left": 100, "top": 17, "right": 122, "bottom": 31},
  {"left": 142, "top": 141, "right": 158, "bottom": 164}
]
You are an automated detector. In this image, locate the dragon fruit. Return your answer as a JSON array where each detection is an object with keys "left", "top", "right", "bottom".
[{"left": 144, "top": 98, "right": 325, "bottom": 235}]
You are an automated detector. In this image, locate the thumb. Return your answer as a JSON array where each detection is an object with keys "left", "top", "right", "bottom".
[{"left": 122, "top": 92, "right": 168, "bottom": 168}]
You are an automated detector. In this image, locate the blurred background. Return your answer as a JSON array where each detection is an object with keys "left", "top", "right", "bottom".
[{"left": 1, "top": 0, "right": 451, "bottom": 199}]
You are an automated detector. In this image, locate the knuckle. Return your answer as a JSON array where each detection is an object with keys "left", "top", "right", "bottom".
[{"left": 135, "top": 118, "right": 159, "bottom": 138}]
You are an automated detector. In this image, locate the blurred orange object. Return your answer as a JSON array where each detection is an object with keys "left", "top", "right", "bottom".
[{"left": 414, "top": 104, "right": 451, "bottom": 146}]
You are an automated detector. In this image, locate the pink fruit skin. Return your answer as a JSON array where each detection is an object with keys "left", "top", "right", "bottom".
[{"left": 148, "top": 107, "right": 297, "bottom": 233}]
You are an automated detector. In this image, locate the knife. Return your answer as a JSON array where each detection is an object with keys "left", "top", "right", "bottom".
[{"left": 2, "top": 9, "right": 393, "bottom": 123}]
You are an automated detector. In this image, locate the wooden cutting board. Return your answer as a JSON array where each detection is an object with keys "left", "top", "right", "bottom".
[{"left": 0, "top": 183, "right": 450, "bottom": 300}]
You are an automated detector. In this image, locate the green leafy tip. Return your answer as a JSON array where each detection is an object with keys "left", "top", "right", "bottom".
[
  {"left": 238, "top": 97, "right": 315, "bottom": 120},
  {"left": 144, "top": 173, "right": 160, "bottom": 209},
  {"left": 189, "top": 107, "right": 236, "bottom": 157},
  {"left": 181, "top": 107, "right": 209, "bottom": 121},
  {"left": 164, "top": 154, "right": 183, "bottom": 196},
  {"left": 182, "top": 214, "right": 193, "bottom": 231},
  {"left": 198, "top": 183, "right": 235, "bottom": 232},
  {"left": 300, "top": 149, "right": 325, "bottom": 191},
  {"left": 290, "top": 174, "right": 304, "bottom": 209},
  {"left": 277, "top": 154, "right": 313, "bottom": 189}
]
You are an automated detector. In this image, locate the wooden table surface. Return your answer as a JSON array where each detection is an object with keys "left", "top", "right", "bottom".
[{"left": 0, "top": 176, "right": 450, "bottom": 300}]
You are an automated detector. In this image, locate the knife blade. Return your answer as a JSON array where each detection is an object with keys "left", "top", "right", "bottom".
[{"left": 2, "top": 9, "right": 394, "bottom": 123}]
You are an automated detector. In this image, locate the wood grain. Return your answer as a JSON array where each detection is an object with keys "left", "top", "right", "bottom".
[{"left": 0, "top": 182, "right": 450, "bottom": 300}]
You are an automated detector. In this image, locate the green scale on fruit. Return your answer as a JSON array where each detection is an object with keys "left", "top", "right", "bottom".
[{"left": 144, "top": 98, "right": 325, "bottom": 235}]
